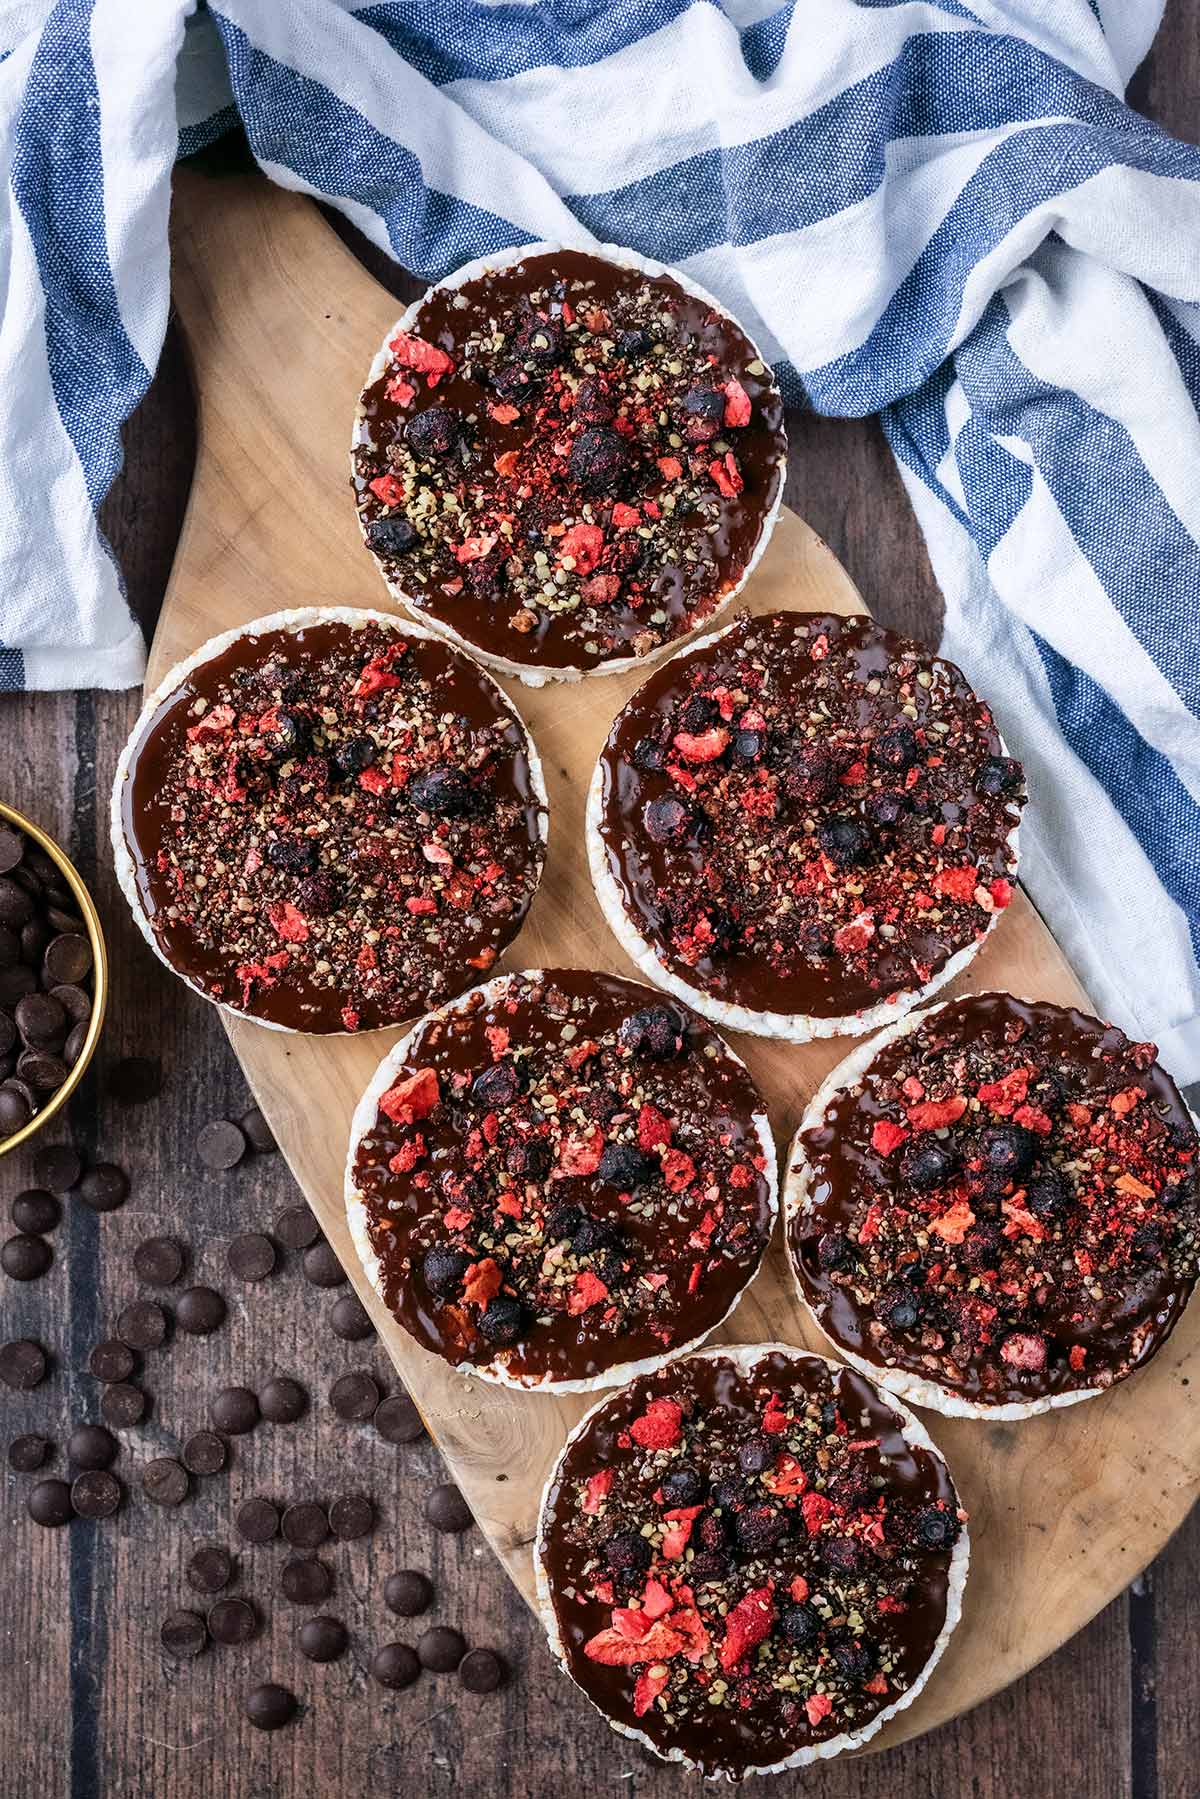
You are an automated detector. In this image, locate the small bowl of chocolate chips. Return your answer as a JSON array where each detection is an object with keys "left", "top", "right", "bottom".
[{"left": 0, "top": 800, "right": 107, "bottom": 1153}]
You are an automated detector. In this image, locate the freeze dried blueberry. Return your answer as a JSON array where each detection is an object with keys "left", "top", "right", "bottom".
[
  {"left": 597, "top": 1142, "right": 654, "bottom": 1191},
  {"left": 737, "top": 1435, "right": 775, "bottom": 1475},
  {"left": 616, "top": 327, "right": 652, "bottom": 360},
  {"left": 780, "top": 1603, "right": 822, "bottom": 1648},
  {"left": 573, "top": 379, "right": 615, "bottom": 426},
  {"left": 913, "top": 1503, "right": 961, "bottom": 1550},
  {"left": 660, "top": 1465, "right": 706, "bottom": 1506},
  {"left": 680, "top": 386, "right": 725, "bottom": 443},
  {"left": 505, "top": 1137, "right": 551, "bottom": 1180},
  {"left": 296, "top": 873, "right": 340, "bottom": 917},
  {"left": 974, "top": 756, "right": 1022, "bottom": 797},
  {"left": 821, "top": 1535, "right": 864, "bottom": 1575},
  {"left": 864, "top": 789, "right": 909, "bottom": 829},
  {"left": 688, "top": 1549, "right": 729, "bottom": 1583},
  {"left": 781, "top": 746, "right": 837, "bottom": 805},
  {"left": 617, "top": 1007, "right": 682, "bottom": 1060},
  {"left": 642, "top": 797, "right": 691, "bottom": 844},
  {"left": 604, "top": 1531, "right": 651, "bottom": 1578},
  {"left": 569, "top": 427, "right": 630, "bottom": 496},
  {"left": 331, "top": 735, "right": 376, "bottom": 779},
  {"left": 875, "top": 1285, "right": 921, "bottom": 1333},
  {"left": 404, "top": 406, "right": 462, "bottom": 460},
  {"left": 1026, "top": 1171, "right": 1069, "bottom": 1219},
  {"left": 732, "top": 731, "right": 762, "bottom": 764},
  {"left": 513, "top": 310, "right": 563, "bottom": 368},
  {"left": 962, "top": 1222, "right": 1004, "bottom": 1270},
  {"left": 817, "top": 814, "right": 873, "bottom": 868},
  {"left": 264, "top": 710, "right": 309, "bottom": 761},
  {"left": 733, "top": 1505, "right": 788, "bottom": 1555},
  {"left": 871, "top": 723, "right": 920, "bottom": 772},
  {"left": 710, "top": 1474, "right": 746, "bottom": 1511},
  {"left": 572, "top": 1215, "right": 621, "bottom": 1257},
  {"left": 828, "top": 1464, "right": 873, "bottom": 1513},
  {"left": 423, "top": 1245, "right": 470, "bottom": 1297},
  {"left": 679, "top": 694, "right": 718, "bottom": 734},
  {"left": 471, "top": 1062, "right": 522, "bottom": 1109},
  {"left": 365, "top": 516, "right": 418, "bottom": 557},
  {"left": 631, "top": 736, "right": 666, "bottom": 774},
  {"left": 491, "top": 363, "right": 538, "bottom": 407},
  {"left": 409, "top": 766, "right": 475, "bottom": 818},
  {"left": 978, "top": 1124, "right": 1037, "bottom": 1180},
  {"left": 477, "top": 1296, "right": 525, "bottom": 1347},
  {"left": 832, "top": 1635, "right": 877, "bottom": 1682},
  {"left": 1132, "top": 1223, "right": 1165, "bottom": 1264},
  {"left": 815, "top": 1231, "right": 855, "bottom": 1273},
  {"left": 266, "top": 838, "right": 317, "bottom": 875},
  {"left": 696, "top": 1509, "right": 729, "bottom": 1551},
  {"left": 901, "top": 1137, "right": 960, "bottom": 1191}
]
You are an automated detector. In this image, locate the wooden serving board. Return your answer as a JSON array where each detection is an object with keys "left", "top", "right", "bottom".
[{"left": 154, "top": 168, "right": 1200, "bottom": 1753}]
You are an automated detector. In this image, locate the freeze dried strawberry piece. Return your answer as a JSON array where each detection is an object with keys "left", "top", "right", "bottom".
[
  {"left": 656, "top": 454, "right": 683, "bottom": 480},
  {"left": 359, "top": 765, "right": 391, "bottom": 795},
  {"left": 443, "top": 1205, "right": 472, "bottom": 1232},
  {"left": 489, "top": 402, "right": 520, "bottom": 425},
  {"left": 976, "top": 1069, "right": 1030, "bottom": 1113},
  {"left": 871, "top": 1119, "right": 909, "bottom": 1156},
  {"left": 932, "top": 864, "right": 980, "bottom": 905},
  {"left": 559, "top": 522, "right": 605, "bottom": 575},
  {"left": 387, "top": 1135, "right": 425, "bottom": 1174},
  {"left": 761, "top": 1394, "right": 789, "bottom": 1434},
  {"left": 930, "top": 1198, "right": 975, "bottom": 1244},
  {"left": 723, "top": 377, "right": 752, "bottom": 427},
  {"left": 388, "top": 331, "right": 454, "bottom": 385},
  {"left": 990, "top": 877, "right": 1014, "bottom": 909},
  {"left": 661, "top": 1148, "right": 696, "bottom": 1192},
  {"left": 766, "top": 1452, "right": 807, "bottom": 1496},
  {"left": 637, "top": 1103, "right": 673, "bottom": 1150},
  {"left": 186, "top": 703, "right": 235, "bottom": 742},
  {"left": 672, "top": 726, "right": 730, "bottom": 764},
  {"left": 661, "top": 1504, "right": 703, "bottom": 1559},
  {"left": 369, "top": 473, "right": 404, "bottom": 506},
  {"left": 633, "top": 1666, "right": 670, "bottom": 1716},
  {"left": 462, "top": 1256, "right": 503, "bottom": 1310},
  {"left": 1000, "top": 1330, "right": 1046, "bottom": 1371},
  {"left": 801, "top": 1492, "right": 833, "bottom": 1535},
  {"left": 718, "top": 1584, "right": 774, "bottom": 1672},
  {"left": 630, "top": 1396, "right": 683, "bottom": 1450},
  {"left": 1012, "top": 1103, "right": 1053, "bottom": 1135},
  {"left": 556, "top": 1127, "right": 604, "bottom": 1176},
  {"left": 386, "top": 375, "right": 415, "bottom": 406},
  {"left": 581, "top": 1469, "right": 613, "bottom": 1514},
  {"left": 805, "top": 1691, "right": 833, "bottom": 1727},
  {"left": 611, "top": 502, "right": 640, "bottom": 529},
  {"left": 641, "top": 1578, "right": 673, "bottom": 1619},
  {"left": 268, "top": 901, "right": 309, "bottom": 944},
  {"left": 709, "top": 452, "right": 744, "bottom": 499},
  {"left": 379, "top": 1067, "right": 440, "bottom": 1125},
  {"left": 907, "top": 1095, "right": 967, "bottom": 1131},
  {"left": 568, "top": 1270, "right": 609, "bottom": 1314},
  {"left": 789, "top": 1574, "right": 810, "bottom": 1603},
  {"left": 584, "top": 1620, "right": 683, "bottom": 1666}
]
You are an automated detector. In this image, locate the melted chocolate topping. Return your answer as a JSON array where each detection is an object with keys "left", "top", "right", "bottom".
[
  {"left": 349, "top": 969, "right": 774, "bottom": 1384},
  {"left": 596, "top": 611, "right": 1024, "bottom": 1022},
  {"left": 539, "top": 1349, "right": 961, "bottom": 1779},
  {"left": 119, "top": 618, "right": 545, "bottom": 1032},
  {"left": 353, "top": 249, "right": 786, "bottom": 673},
  {"left": 792, "top": 993, "right": 1200, "bottom": 1405}
]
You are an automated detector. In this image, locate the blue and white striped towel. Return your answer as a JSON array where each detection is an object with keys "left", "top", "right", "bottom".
[{"left": 2, "top": 1, "right": 1199, "bottom": 1077}]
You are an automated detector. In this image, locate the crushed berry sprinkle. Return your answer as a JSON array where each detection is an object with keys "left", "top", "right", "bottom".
[
  {"left": 353, "top": 250, "right": 786, "bottom": 674},
  {"left": 793, "top": 993, "right": 1200, "bottom": 1406},
  {"left": 595, "top": 611, "right": 1025, "bottom": 1023},
  {"left": 539, "top": 1349, "right": 963, "bottom": 1779},
  {"left": 349, "top": 969, "right": 775, "bottom": 1385},
  {"left": 118, "top": 617, "right": 545, "bottom": 1032}
]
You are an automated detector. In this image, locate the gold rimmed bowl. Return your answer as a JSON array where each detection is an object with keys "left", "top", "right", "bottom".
[{"left": 0, "top": 799, "right": 108, "bottom": 1155}]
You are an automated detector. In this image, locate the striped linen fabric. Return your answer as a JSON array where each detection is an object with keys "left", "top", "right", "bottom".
[{"left": 0, "top": 1, "right": 1198, "bottom": 1072}]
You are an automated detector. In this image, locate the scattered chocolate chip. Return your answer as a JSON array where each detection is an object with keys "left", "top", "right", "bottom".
[
  {"left": 280, "top": 1557, "right": 333, "bottom": 1605},
  {"left": 132, "top": 1235, "right": 185, "bottom": 1286},
  {"left": 32, "top": 1144, "right": 81, "bottom": 1192},
  {"left": 8, "top": 1433, "right": 51, "bottom": 1472},
  {"left": 236, "top": 1496, "right": 280, "bottom": 1544},
  {"left": 245, "top": 1682, "right": 297, "bottom": 1730},
  {"left": 299, "top": 1615, "right": 348, "bottom": 1663},
  {"left": 77, "top": 1163, "right": 129, "bottom": 1213},
  {"left": 88, "top": 1339, "right": 135, "bottom": 1383},
  {"left": 212, "top": 1387, "right": 259, "bottom": 1436},
  {"left": 11, "top": 1188, "right": 60, "bottom": 1234},
  {"left": 259, "top": 1375, "right": 307, "bottom": 1425},
  {"left": 196, "top": 1119, "right": 246, "bottom": 1171},
  {"left": 328, "top": 1493, "right": 373, "bottom": 1542},
  {"left": 424, "top": 1483, "right": 472, "bottom": 1535},
  {"left": 142, "top": 1458, "right": 189, "bottom": 1507},
  {"left": 208, "top": 1597, "right": 258, "bottom": 1646},
  {"left": 302, "top": 1240, "right": 347, "bottom": 1288},
  {"left": 418, "top": 1625, "right": 465, "bottom": 1673},
  {"left": 282, "top": 1502, "right": 330, "bottom": 1550},
  {"left": 384, "top": 1569, "right": 433, "bottom": 1617},
  {"left": 182, "top": 1430, "right": 228, "bottom": 1476},
  {"left": 239, "top": 1106, "right": 277, "bottom": 1154},
  {"left": 28, "top": 1478, "right": 74, "bottom": 1526},
  {"left": 100, "top": 1382, "right": 147, "bottom": 1429},
  {"left": 329, "top": 1293, "right": 375, "bottom": 1341},
  {"left": 2, "top": 1232, "right": 52, "bottom": 1280},
  {"left": 71, "top": 1470, "right": 122, "bottom": 1519},
  {"left": 176, "top": 1286, "right": 227, "bottom": 1336},
  {"left": 108, "top": 1055, "right": 161, "bottom": 1105},
  {"left": 373, "top": 1392, "right": 424, "bottom": 1445},
  {"left": 187, "top": 1546, "right": 235, "bottom": 1594},
  {"left": 371, "top": 1643, "right": 420, "bottom": 1690},
  {"left": 117, "top": 1300, "right": 168, "bottom": 1351},
  {"left": 68, "top": 1423, "right": 118, "bottom": 1471},
  {"left": 227, "top": 1233, "right": 276, "bottom": 1282},
  {"left": 275, "top": 1205, "right": 320, "bottom": 1250},
  {"left": 459, "top": 1648, "right": 506, "bottom": 1694},
  {"left": 161, "top": 1610, "right": 208, "bottom": 1658},
  {"left": 329, "top": 1371, "right": 380, "bottom": 1422},
  {"left": 0, "top": 1338, "right": 47, "bottom": 1389}
]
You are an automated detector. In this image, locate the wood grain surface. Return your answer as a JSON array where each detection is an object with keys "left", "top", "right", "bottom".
[{"left": 2, "top": 13, "right": 1197, "bottom": 1794}]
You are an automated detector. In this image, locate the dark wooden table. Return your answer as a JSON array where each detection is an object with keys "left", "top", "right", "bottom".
[{"left": 3, "top": 21, "right": 1197, "bottom": 1795}]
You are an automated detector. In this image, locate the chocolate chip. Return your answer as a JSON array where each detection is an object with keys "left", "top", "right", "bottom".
[
  {"left": 143, "top": 1458, "right": 189, "bottom": 1507},
  {"left": 236, "top": 1497, "right": 280, "bottom": 1544},
  {"left": 328, "top": 1493, "right": 374, "bottom": 1541},
  {"left": 373, "top": 1392, "right": 424, "bottom": 1445},
  {"left": 0, "top": 827, "right": 24, "bottom": 874},
  {"left": 299, "top": 1615, "right": 348, "bottom": 1663},
  {"left": 227, "top": 1233, "right": 276, "bottom": 1282},
  {"left": 100, "top": 1382, "right": 146, "bottom": 1429},
  {"left": 196, "top": 1119, "right": 246, "bottom": 1170},
  {"left": 18, "top": 1051, "right": 69, "bottom": 1091},
  {"left": 71, "top": 1470, "right": 122, "bottom": 1519},
  {"left": 275, "top": 1205, "right": 320, "bottom": 1250},
  {"left": 8, "top": 1433, "right": 51, "bottom": 1472},
  {"left": 282, "top": 1502, "right": 330, "bottom": 1550},
  {"left": 88, "top": 1339, "right": 135, "bottom": 1383},
  {"left": 117, "top": 1300, "right": 168, "bottom": 1351},
  {"left": 329, "top": 1293, "right": 375, "bottom": 1341},
  {"left": 132, "top": 1235, "right": 185, "bottom": 1286},
  {"left": 244, "top": 1682, "right": 297, "bottom": 1730},
  {"left": 280, "top": 1557, "right": 333, "bottom": 1605},
  {"left": 42, "top": 933, "right": 91, "bottom": 985},
  {"left": 239, "top": 1106, "right": 277, "bottom": 1153},
  {"left": 15, "top": 992, "right": 66, "bottom": 1048},
  {"left": 32, "top": 1144, "right": 81, "bottom": 1192},
  {"left": 0, "top": 1338, "right": 47, "bottom": 1389},
  {"left": 371, "top": 1643, "right": 420, "bottom": 1690},
  {"left": 28, "top": 1478, "right": 74, "bottom": 1526},
  {"left": 418, "top": 1625, "right": 465, "bottom": 1672},
  {"left": 176, "top": 1286, "right": 227, "bottom": 1335},
  {"left": 182, "top": 1430, "right": 228, "bottom": 1476},
  {"left": 161, "top": 1611, "right": 208, "bottom": 1658},
  {"left": 2, "top": 1232, "right": 52, "bottom": 1280},
  {"left": 212, "top": 1387, "right": 259, "bottom": 1435},
  {"left": 459, "top": 1648, "right": 506, "bottom": 1694},
  {"left": 329, "top": 1371, "right": 380, "bottom": 1421},
  {"left": 63, "top": 1020, "right": 89, "bottom": 1066},
  {"left": 384, "top": 1570, "right": 433, "bottom": 1617},
  {"left": 68, "top": 1423, "right": 117, "bottom": 1471},
  {"left": 11, "top": 1188, "right": 60, "bottom": 1234},
  {"left": 108, "top": 1055, "right": 161, "bottom": 1105},
  {"left": 0, "top": 1084, "right": 32, "bottom": 1133},
  {"left": 424, "top": 1483, "right": 472, "bottom": 1535},
  {"left": 187, "top": 1546, "right": 235, "bottom": 1594},
  {"left": 259, "top": 1376, "right": 307, "bottom": 1424},
  {"left": 302, "top": 1240, "right": 347, "bottom": 1288},
  {"left": 0, "top": 876, "right": 33, "bottom": 927},
  {"left": 78, "top": 1163, "right": 129, "bottom": 1213},
  {"left": 208, "top": 1597, "right": 258, "bottom": 1646}
]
